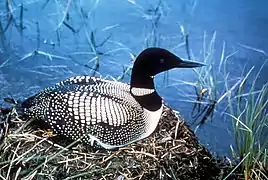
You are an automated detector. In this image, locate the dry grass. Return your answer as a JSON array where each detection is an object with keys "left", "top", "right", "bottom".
[{"left": 0, "top": 104, "right": 228, "bottom": 180}]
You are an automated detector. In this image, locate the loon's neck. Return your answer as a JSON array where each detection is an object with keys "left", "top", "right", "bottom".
[{"left": 130, "top": 72, "right": 162, "bottom": 111}]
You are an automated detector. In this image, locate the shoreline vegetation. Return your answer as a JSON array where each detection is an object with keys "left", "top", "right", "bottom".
[{"left": 184, "top": 32, "right": 267, "bottom": 180}]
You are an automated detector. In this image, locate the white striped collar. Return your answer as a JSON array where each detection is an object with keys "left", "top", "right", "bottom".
[{"left": 130, "top": 87, "right": 155, "bottom": 96}]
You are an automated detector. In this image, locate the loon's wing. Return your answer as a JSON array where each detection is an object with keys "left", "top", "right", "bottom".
[{"left": 22, "top": 76, "right": 146, "bottom": 149}]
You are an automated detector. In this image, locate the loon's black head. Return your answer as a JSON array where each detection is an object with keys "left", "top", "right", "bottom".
[
  {"left": 130, "top": 47, "right": 204, "bottom": 111},
  {"left": 132, "top": 47, "right": 204, "bottom": 77}
]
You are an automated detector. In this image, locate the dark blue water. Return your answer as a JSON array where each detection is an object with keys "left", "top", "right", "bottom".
[{"left": 0, "top": 0, "right": 267, "bottom": 156}]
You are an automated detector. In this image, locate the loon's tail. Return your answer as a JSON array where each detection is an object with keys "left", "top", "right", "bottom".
[
  {"left": 0, "top": 95, "right": 42, "bottom": 145},
  {"left": 0, "top": 107, "right": 12, "bottom": 144},
  {"left": 0, "top": 97, "right": 28, "bottom": 145}
]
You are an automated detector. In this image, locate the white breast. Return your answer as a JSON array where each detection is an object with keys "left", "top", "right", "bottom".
[{"left": 139, "top": 104, "right": 163, "bottom": 140}]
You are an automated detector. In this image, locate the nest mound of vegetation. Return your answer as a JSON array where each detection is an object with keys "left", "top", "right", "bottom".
[{"left": 0, "top": 104, "right": 228, "bottom": 180}]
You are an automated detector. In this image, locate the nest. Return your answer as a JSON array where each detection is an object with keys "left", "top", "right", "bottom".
[{"left": 0, "top": 104, "right": 226, "bottom": 180}]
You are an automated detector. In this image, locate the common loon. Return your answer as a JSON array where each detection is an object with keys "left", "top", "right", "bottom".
[{"left": 19, "top": 48, "right": 203, "bottom": 150}]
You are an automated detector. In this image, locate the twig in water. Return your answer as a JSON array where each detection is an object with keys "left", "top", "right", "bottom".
[
  {"left": 55, "top": 0, "right": 72, "bottom": 30},
  {"left": 19, "top": 3, "right": 24, "bottom": 35},
  {"left": 63, "top": 21, "right": 77, "bottom": 33}
]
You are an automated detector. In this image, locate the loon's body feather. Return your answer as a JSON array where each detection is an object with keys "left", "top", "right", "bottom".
[
  {"left": 22, "top": 76, "right": 162, "bottom": 149},
  {"left": 19, "top": 48, "right": 203, "bottom": 149}
]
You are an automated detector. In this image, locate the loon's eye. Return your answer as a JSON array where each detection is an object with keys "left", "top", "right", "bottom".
[{"left": 160, "top": 58, "right": 165, "bottom": 63}]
